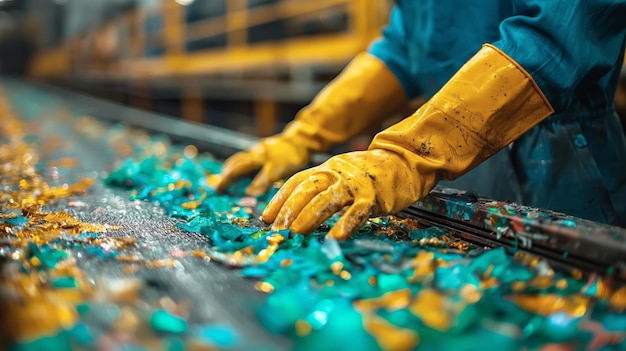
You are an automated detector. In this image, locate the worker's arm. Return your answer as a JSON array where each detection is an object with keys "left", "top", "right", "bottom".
[
  {"left": 262, "top": 45, "right": 554, "bottom": 239},
  {"left": 262, "top": 1, "right": 626, "bottom": 239},
  {"left": 367, "top": 6, "right": 422, "bottom": 100},
  {"left": 215, "top": 53, "right": 409, "bottom": 196}
]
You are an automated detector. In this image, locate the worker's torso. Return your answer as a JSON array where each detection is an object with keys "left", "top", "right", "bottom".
[
  {"left": 395, "top": 0, "right": 624, "bottom": 117},
  {"left": 393, "top": 0, "right": 626, "bottom": 226},
  {"left": 396, "top": 0, "right": 512, "bottom": 98}
]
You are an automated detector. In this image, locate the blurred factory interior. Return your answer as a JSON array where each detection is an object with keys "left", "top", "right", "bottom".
[
  {"left": 0, "top": 0, "right": 395, "bottom": 149},
  {"left": 0, "top": 0, "right": 625, "bottom": 141}
]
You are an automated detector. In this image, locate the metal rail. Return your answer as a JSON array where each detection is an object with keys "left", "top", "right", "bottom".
[{"left": 399, "top": 187, "right": 626, "bottom": 282}]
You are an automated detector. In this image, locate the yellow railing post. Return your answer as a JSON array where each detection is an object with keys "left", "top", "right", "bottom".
[
  {"left": 181, "top": 85, "right": 205, "bottom": 123},
  {"left": 129, "top": 8, "right": 145, "bottom": 58},
  {"left": 163, "top": 0, "right": 184, "bottom": 55},
  {"left": 227, "top": 0, "right": 248, "bottom": 47},
  {"left": 255, "top": 99, "right": 278, "bottom": 137}
]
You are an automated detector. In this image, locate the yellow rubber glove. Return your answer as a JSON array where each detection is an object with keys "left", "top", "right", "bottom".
[
  {"left": 262, "top": 44, "right": 555, "bottom": 240},
  {"left": 215, "top": 53, "right": 408, "bottom": 196}
]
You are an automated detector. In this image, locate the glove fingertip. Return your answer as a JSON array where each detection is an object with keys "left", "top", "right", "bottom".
[
  {"left": 327, "top": 205, "right": 371, "bottom": 241},
  {"left": 245, "top": 179, "right": 269, "bottom": 197},
  {"left": 326, "top": 228, "right": 351, "bottom": 241},
  {"left": 213, "top": 176, "right": 231, "bottom": 193},
  {"left": 261, "top": 203, "right": 277, "bottom": 224},
  {"left": 261, "top": 192, "right": 287, "bottom": 224}
]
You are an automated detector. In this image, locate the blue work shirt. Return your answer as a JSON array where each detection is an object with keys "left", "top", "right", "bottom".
[{"left": 368, "top": 0, "right": 626, "bottom": 226}]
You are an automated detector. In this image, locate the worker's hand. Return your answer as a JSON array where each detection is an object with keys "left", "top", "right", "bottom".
[
  {"left": 261, "top": 149, "right": 426, "bottom": 240},
  {"left": 261, "top": 45, "right": 556, "bottom": 240},
  {"left": 216, "top": 52, "right": 408, "bottom": 197},
  {"left": 215, "top": 135, "right": 310, "bottom": 196}
]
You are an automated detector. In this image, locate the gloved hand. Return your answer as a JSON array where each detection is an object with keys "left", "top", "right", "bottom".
[
  {"left": 260, "top": 149, "right": 426, "bottom": 240},
  {"left": 215, "top": 134, "right": 310, "bottom": 196},
  {"left": 262, "top": 44, "right": 554, "bottom": 239},
  {"left": 215, "top": 53, "right": 408, "bottom": 196}
]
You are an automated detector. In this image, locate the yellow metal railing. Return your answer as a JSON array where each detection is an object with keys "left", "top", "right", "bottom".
[{"left": 30, "top": 0, "right": 392, "bottom": 80}]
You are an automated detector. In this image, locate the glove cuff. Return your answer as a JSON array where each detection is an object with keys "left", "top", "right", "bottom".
[
  {"left": 283, "top": 53, "right": 409, "bottom": 153},
  {"left": 369, "top": 44, "right": 554, "bottom": 187}
]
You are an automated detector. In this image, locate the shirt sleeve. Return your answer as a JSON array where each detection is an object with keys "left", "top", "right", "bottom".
[
  {"left": 367, "top": 6, "right": 423, "bottom": 99},
  {"left": 492, "top": 0, "right": 626, "bottom": 112}
]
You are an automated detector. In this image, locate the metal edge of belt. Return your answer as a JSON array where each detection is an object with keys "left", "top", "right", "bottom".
[
  {"left": 15, "top": 78, "right": 334, "bottom": 165},
  {"left": 10, "top": 79, "right": 258, "bottom": 153},
  {"left": 399, "top": 187, "right": 626, "bottom": 282}
]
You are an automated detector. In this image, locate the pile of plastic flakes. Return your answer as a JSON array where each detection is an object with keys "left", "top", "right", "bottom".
[
  {"left": 0, "top": 88, "right": 240, "bottom": 351},
  {"left": 1, "top": 83, "right": 626, "bottom": 351},
  {"left": 104, "top": 151, "right": 626, "bottom": 349}
]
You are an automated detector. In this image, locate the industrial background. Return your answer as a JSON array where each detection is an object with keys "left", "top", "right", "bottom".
[
  {"left": 1, "top": 0, "right": 391, "bottom": 143},
  {"left": 2, "top": 0, "right": 625, "bottom": 139}
]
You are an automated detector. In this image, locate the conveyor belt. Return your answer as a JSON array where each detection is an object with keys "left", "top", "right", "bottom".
[
  {"left": 3, "top": 79, "right": 626, "bottom": 350},
  {"left": 0, "top": 79, "right": 293, "bottom": 350},
  {"left": 21, "top": 78, "right": 626, "bottom": 283}
]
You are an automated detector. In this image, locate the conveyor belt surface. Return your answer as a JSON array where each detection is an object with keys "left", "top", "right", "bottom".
[
  {"left": 0, "top": 80, "right": 291, "bottom": 350},
  {"left": 2, "top": 79, "right": 626, "bottom": 351}
]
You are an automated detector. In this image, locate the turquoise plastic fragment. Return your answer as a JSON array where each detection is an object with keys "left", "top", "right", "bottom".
[
  {"left": 75, "top": 303, "right": 90, "bottom": 315},
  {"left": 467, "top": 247, "right": 510, "bottom": 276},
  {"left": 280, "top": 234, "right": 304, "bottom": 250},
  {"left": 163, "top": 336, "right": 185, "bottom": 351},
  {"left": 200, "top": 159, "right": 222, "bottom": 174},
  {"left": 419, "top": 328, "right": 523, "bottom": 351},
  {"left": 523, "top": 316, "right": 549, "bottom": 341},
  {"left": 498, "top": 264, "right": 535, "bottom": 284},
  {"left": 264, "top": 269, "right": 307, "bottom": 290},
  {"left": 175, "top": 215, "right": 214, "bottom": 234},
  {"left": 435, "top": 265, "right": 476, "bottom": 291},
  {"left": 559, "top": 219, "right": 577, "bottom": 227},
  {"left": 227, "top": 178, "right": 253, "bottom": 197},
  {"left": 408, "top": 226, "right": 447, "bottom": 241},
  {"left": 445, "top": 197, "right": 474, "bottom": 221},
  {"left": 241, "top": 266, "right": 269, "bottom": 278},
  {"left": 27, "top": 243, "right": 68, "bottom": 269},
  {"left": 377, "top": 309, "right": 419, "bottom": 329},
  {"left": 377, "top": 274, "right": 410, "bottom": 292},
  {"left": 451, "top": 303, "right": 479, "bottom": 333},
  {"left": 173, "top": 158, "right": 205, "bottom": 183},
  {"left": 206, "top": 196, "right": 234, "bottom": 213},
  {"left": 3, "top": 215, "right": 28, "bottom": 226},
  {"left": 151, "top": 309, "right": 188, "bottom": 334},
  {"left": 257, "top": 285, "right": 318, "bottom": 333},
  {"left": 294, "top": 299, "right": 380, "bottom": 351},
  {"left": 540, "top": 313, "right": 581, "bottom": 342},
  {"left": 69, "top": 323, "right": 95, "bottom": 347},
  {"left": 192, "top": 324, "right": 239, "bottom": 348},
  {"left": 573, "top": 134, "right": 588, "bottom": 148},
  {"left": 84, "top": 246, "right": 118, "bottom": 259},
  {"left": 52, "top": 276, "right": 78, "bottom": 289},
  {"left": 213, "top": 220, "right": 258, "bottom": 241},
  {"left": 305, "top": 300, "right": 335, "bottom": 329},
  {"left": 10, "top": 332, "right": 72, "bottom": 351},
  {"left": 408, "top": 229, "right": 430, "bottom": 241}
]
